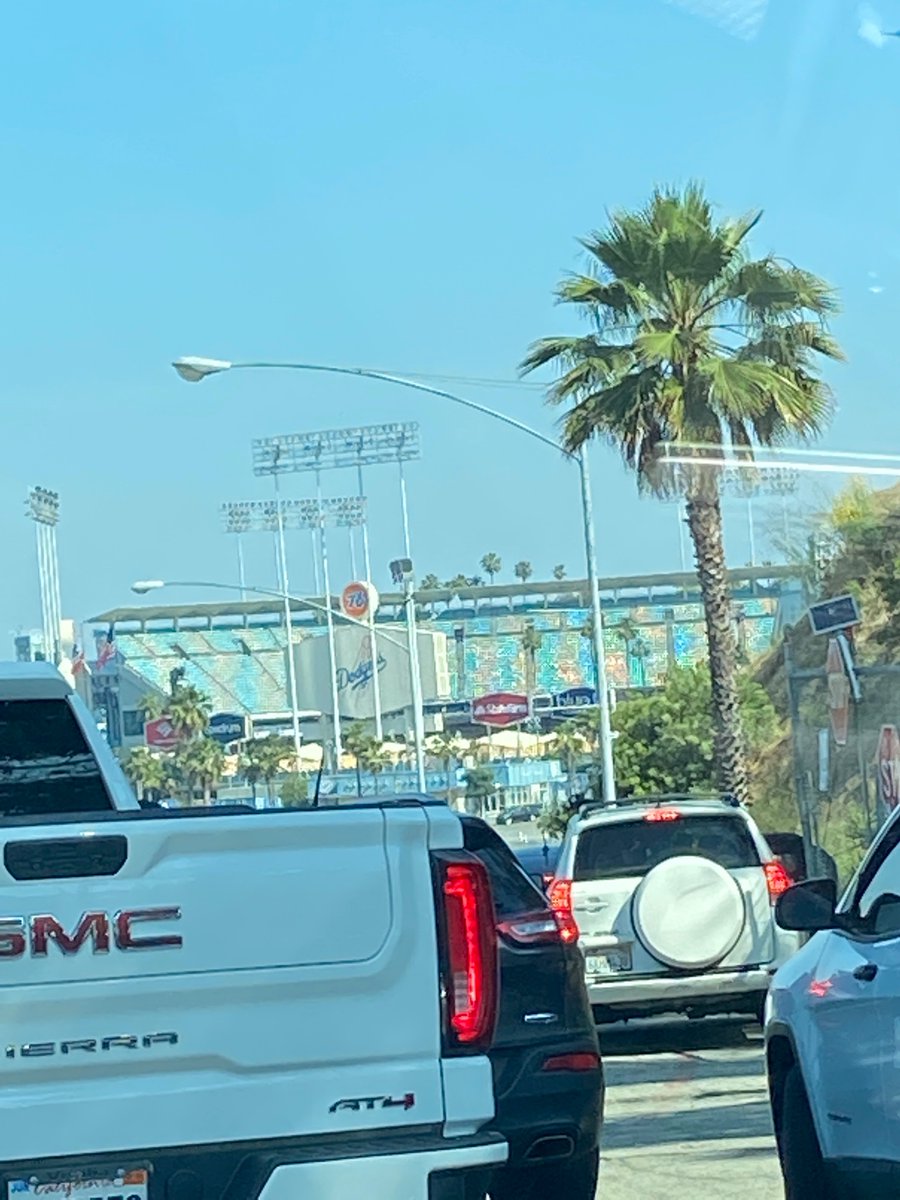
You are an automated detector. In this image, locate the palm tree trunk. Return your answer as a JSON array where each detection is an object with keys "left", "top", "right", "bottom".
[{"left": 685, "top": 483, "right": 749, "bottom": 804}]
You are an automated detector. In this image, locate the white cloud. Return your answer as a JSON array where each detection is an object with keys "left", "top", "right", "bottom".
[
  {"left": 859, "top": 4, "right": 887, "bottom": 46},
  {"left": 663, "top": 0, "right": 769, "bottom": 40}
]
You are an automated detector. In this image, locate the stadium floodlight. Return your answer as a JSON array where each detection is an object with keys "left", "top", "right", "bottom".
[
  {"left": 26, "top": 487, "right": 62, "bottom": 666},
  {"left": 172, "top": 356, "right": 232, "bottom": 382},
  {"left": 251, "top": 423, "right": 421, "bottom": 475},
  {"left": 219, "top": 497, "right": 366, "bottom": 532}
]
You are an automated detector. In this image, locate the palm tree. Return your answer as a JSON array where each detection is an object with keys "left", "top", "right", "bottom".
[
  {"left": 481, "top": 553, "right": 502, "bottom": 584},
  {"left": 521, "top": 622, "right": 543, "bottom": 713},
  {"left": 463, "top": 765, "right": 495, "bottom": 817},
  {"left": 173, "top": 736, "right": 225, "bottom": 805},
  {"left": 445, "top": 573, "right": 471, "bottom": 590},
  {"left": 514, "top": 561, "right": 533, "bottom": 586},
  {"left": 420, "top": 573, "right": 441, "bottom": 591},
  {"left": 553, "top": 564, "right": 567, "bottom": 582},
  {"left": 550, "top": 723, "right": 588, "bottom": 795},
  {"left": 522, "top": 183, "right": 842, "bottom": 802},
  {"left": 123, "top": 747, "right": 167, "bottom": 803},
  {"left": 168, "top": 684, "right": 212, "bottom": 739},
  {"left": 427, "top": 731, "right": 464, "bottom": 799},
  {"left": 244, "top": 735, "right": 293, "bottom": 804}
]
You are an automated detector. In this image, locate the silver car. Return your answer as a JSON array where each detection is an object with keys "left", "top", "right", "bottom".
[{"left": 548, "top": 795, "right": 802, "bottom": 1022}]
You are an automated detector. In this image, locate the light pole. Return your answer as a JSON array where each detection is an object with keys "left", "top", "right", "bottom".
[
  {"left": 27, "top": 487, "right": 62, "bottom": 664},
  {"left": 173, "top": 356, "right": 617, "bottom": 802}
]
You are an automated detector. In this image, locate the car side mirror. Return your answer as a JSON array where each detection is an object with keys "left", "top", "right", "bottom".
[{"left": 775, "top": 877, "right": 838, "bottom": 932}]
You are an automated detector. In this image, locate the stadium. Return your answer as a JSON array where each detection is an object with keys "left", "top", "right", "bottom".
[{"left": 85, "top": 565, "right": 801, "bottom": 751}]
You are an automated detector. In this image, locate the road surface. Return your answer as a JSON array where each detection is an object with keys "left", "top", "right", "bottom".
[{"left": 596, "top": 1018, "right": 782, "bottom": 1198}]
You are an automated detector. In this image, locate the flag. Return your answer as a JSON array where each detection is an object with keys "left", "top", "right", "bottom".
[
  {"left": 71, "top": 644, "right": 86, "bottom": 676},
  {"left": 96, "top": 624, "right": 117, "bottom": 669}
]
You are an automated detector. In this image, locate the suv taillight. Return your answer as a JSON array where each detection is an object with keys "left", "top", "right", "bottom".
[
  {"left": 434, "top": 854, "right": 498, "bottom": 1051},
  {"left": 547, "top": 878, "right": 580, "bottom": 944},
  {"left": 497, "top": 910, "right": 561, "bottom": 947},
  {"left": 764, "top": 860, "right": 793, "bottom": 901}
]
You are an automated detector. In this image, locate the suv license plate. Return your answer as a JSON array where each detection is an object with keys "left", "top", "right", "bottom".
[
  {"left": 586, "top": 948, "right": 632, "bottom": 975},
  {"left": 8, "top": 1169, "right": 148, "bottom": 1199}
]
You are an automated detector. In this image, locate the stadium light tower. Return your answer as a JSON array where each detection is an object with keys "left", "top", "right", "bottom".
[
  {"left": 251, "top": 430, "right": 406, "bottom": 745},
  {"left": 26, "top": 486, "right": 62, "bottom": 665},
  {"left": 172, "top": 356, "right": 617, "bottom": 803},
  {"left": 220, "top": 497, "right": 365, "bottom": 766}
]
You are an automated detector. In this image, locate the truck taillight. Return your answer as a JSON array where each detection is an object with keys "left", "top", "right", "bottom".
[
  {"left": 764, "top": 860, "right": 793, "bottom": 901},
  {"left": 435, "top": 855, "right": 498, "bottom": 1051},
  {"left": 547, "top": 878, "right": 579, "bottom": 944}
]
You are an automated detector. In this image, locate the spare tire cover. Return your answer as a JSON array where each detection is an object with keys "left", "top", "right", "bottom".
[{"left": 632, "top": 854, "right": 745, "bottom": 970}]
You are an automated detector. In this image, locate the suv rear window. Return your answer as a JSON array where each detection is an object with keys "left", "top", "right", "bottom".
[
  {"left": 573, "top": 814, "right": 760, "bottom": 881},
  {"left": 0, "top": 699, "right": 114, "bottom": 818},
  {"left": 461, "top": 817, "right": 547, "bottom": 916}
]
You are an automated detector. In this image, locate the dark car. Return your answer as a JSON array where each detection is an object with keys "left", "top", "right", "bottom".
[
  {"left": 513, "top": 841, "right": 561, "bottom": 891},
  {"left": 496, "top": 803, "right": 542, "bottom": 826},
  {"left": 460, "top": 816, "right": 603, "bottom": 1200}
]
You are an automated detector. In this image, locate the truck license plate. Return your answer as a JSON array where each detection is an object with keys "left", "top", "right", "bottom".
[
  {"left": 586, "top": 948, "right": 632, "bottom": 975},
  {"left": 8, "top": 1169, "right": 148, "bottom": 1199}
]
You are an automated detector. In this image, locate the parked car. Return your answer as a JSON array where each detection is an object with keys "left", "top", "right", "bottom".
[
  {"left": 549, "top": 794, "right": 801, "bottom": 1023},
  {"left": 497, "top": 803, "right": 542, "bottom": 826},
  {"left": 766, "top": 807, "right": 900, "bottom": 1198},
  {"left": 461, "top": 816, "right": 604, "bottom": 1200}
]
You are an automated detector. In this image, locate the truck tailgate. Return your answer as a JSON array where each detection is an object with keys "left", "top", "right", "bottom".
[{"left": 0, "top": 806, "right": 451, "bottom": 1160}]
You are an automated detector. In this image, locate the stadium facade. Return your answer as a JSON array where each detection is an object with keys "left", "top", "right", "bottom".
[{"left": 81, "top": 566, "right": 802, "bottom": 749}]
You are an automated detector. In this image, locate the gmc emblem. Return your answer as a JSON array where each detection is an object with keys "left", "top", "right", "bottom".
[{"left": 0, "top": 907, "right": 182, "bottom": 958}]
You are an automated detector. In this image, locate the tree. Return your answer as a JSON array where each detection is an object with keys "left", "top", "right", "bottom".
[
  {"left": 420, "top": 573, "right": 441, "bottom": 591},
  {"left": 244, "top": 735, "right": 293, "bottom": 804},
  {"left": 140, "top": 681, "right": 211, "bottom": 741},
  {"left": 172, "top": 736, "right": 225, "bottom": 805},
  {"left": 123, "top": 747, "right": 167, "bottom": 802},
  {"left": 463, "top": 765, "right": 495, "bottom": 816},
  {"left": 514, "top": 561, "right": 533, "bottom": 585},
  {"left": 280, "top": 772, "right": 311, "bottom": 808},
  {"left": 427, "top": 731, "right": 465, "bottom": 798},
  {"left": 553, "top": 564, "right": 567, "bottom": 582},
  {"left": 549, "top": 722, "right": 589, "bottom": 791},
  {"left": 445, "top": 573, "right": 471, "bottom": 590},
  {"left": 481, "top": 553, "right": 502, "bottom": 584},
  {"left": 522, "top": 182, "right": 842, "bottom": 803},
  {"left": 521, "top": 622, "right": 543, "bottom": 711},
  {"left": 611, "top": 664, "right": 778, "bottom": 797}
]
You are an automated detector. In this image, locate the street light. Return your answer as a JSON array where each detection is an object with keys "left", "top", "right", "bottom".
[
  {"left": 172, "top": 356, "right": 617, "bottom": 802},
  {"left": 26, "top": 486, "right": 62, "bottom": 665}
]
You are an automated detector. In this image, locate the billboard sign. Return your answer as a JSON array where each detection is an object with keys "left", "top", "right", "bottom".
[
  {"left": 208, "top": 712, "right": 247, "bottom": 745},
  {"left": 472, "top": 692, "right": 529, "bottom": 728},
  {"left": 145, "top": 717, "right": 179, "bottom": 750},
  {"left": 826, "top": 637, "right": 851, "bottom": 746},
  {"left": 342, "top": 582, "right": 378, "bottom": 621},
  {"left": 877, "top": 725, "right": 900, "bottom": 814},
  {"left": 295, "top": 625, "right": 448, "bottom": 720},
  {"left": 555, "top": 687, "right": 597, "bottom": 709}
]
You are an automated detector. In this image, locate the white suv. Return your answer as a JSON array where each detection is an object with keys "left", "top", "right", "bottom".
[
  {"left": 549, "top": 795, "right": 800, "bottom": 1023},
  {"left": 767, "top": 807, "right": 900, "bottom": 1199}
]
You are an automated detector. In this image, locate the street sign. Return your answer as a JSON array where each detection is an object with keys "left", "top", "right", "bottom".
[
  {"left": 808, "top": 594, "right": 861, "bottom": 637},
  {"left": 341, "top": 581, "right": 378, "bottom": 621},
  {"left": 826, "top": 638, "right": 851, "bottom": 746},
  {"left": 145, "top": 716, "right": 179, "bottom": 750},
  {"left": 555, "top": 687, "right": 597, "bottom": 709},
  {"left": 877, "top": 725, "right": 900, "bottom": 813},
  {"left": 472, "top": 692, "right": 529, "bottom": 728},
  {"left": 208, "top": 712, "right": 247, "bottom": 745}
]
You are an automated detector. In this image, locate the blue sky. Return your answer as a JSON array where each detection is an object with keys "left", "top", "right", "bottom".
[{"left": 1, "top": 0, "right": 897, "bottom": 642}]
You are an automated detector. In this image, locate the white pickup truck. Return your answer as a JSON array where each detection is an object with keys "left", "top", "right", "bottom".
[{"left": 0, "top": 664, "right": 506, "bottom": 1199}]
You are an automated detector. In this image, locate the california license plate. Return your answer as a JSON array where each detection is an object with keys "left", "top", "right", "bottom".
[
  {"left": 586, "top": 947, "right": 632, "bottom": 975},
  {"left": 8, "top": 1169, "right": 148, "bottom": 1199}
]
